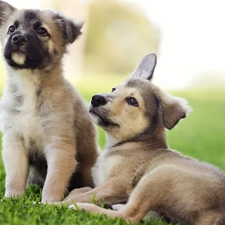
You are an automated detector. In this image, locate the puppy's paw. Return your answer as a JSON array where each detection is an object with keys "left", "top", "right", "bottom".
[
  {"left": 69, "top": 202, "right": 88, "bottom": 211},
  {"left": 111, "top": 204, "right": 126, "bottom": 211},
  {"left": 69, "top": 202, "right": 101, "bottom": 214},
  {"left": 64, "top": 187, "right": 92, "bottom": 201},
  {"left": 69, "top": 204, "right": 78, "bottom": 210}
]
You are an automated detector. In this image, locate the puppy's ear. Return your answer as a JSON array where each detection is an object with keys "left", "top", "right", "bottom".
[
  {"left": 131, "top": 53, "right": 157, "bottom": 80},
  {"left": 55, "top": 14, "right": 83, "bottom": 44},
  {"left": 154, "top": 87, "right": 192, "bottom": 130},
  {"left": 0, "top": 1, "right": 17, "bottom": 27}
]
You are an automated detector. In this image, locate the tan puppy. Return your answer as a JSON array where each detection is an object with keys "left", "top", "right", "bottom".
[
  {"left": 0, "top": 1, "right": 99, "bottom": 203},
  {"left": 60, "top": 53, "right": 225, "bottom": 225}
]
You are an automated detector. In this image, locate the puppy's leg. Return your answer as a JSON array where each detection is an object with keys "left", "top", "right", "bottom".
[
  {"left": 195, "top": 212, "right": 222, "bottom": 225},
  {"left": 66, "top": 174, "right": 155, "bottom": 224},
  {"left": 64, "top": 187, "right": 92, "bottom": 198},
  {"left": 58, "top": 179, "right": 128, "bottom": 206},
  {"left": 79, "top": 161, "right": 97, "bottom": 187},
  {"left": 72, "top": 203, "right": 159, "bottom": 222},
  {"left": 2, "top": 137, "right": 28, "bottom": 197},
  {"left": 42, "top": 142, "right": 76, "bottom": 203},
  {"left": 116, "top": 168, "right": 173, "bottom": 224},
  {"left": 117, "top": 165, "right": 207, "bottom": 224},
  {"left": 111, "top": 204, "right": 125, "bottom": 211},
  {"left": 71, "top": 203, "right": 121, "bottom": 219},
  {"left": 64, "top": 173, "right": 170, "bottom": 223},
  {"left": 112, "top": 204, "right": 159, "bottom": 222}
]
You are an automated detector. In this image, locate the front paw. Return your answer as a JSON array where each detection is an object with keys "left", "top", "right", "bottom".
[{"left": 64, "top": 187, "right": 92, "bottom": 201}]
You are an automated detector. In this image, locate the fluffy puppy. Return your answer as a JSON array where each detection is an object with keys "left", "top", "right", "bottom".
[
  {"left": 0, "top": 1, "right": 99, "bottom": 203},
  {"left": 59, "top": 53, "right": 225, "bottom": 225}
]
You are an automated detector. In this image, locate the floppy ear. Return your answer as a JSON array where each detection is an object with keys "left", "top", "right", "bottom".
[
  {"left": 131, "top": 53, "right": 157, "bottom": 80},
  {"left": 0, "top": 1, "right": 17, "bottom": 28},
  {"left": 55, "top": 14, "right": 83, "bottom": 44},
  {"left": 154, "top": 87, "right": 192, "bottom": 130}
]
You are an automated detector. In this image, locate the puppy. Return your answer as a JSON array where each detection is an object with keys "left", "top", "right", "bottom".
[
  {"left": 60, "top": 53, "right": 225, "bottom": 225},
  {"left": 0, "top": 1, "right": 99, "bottom": 203}
]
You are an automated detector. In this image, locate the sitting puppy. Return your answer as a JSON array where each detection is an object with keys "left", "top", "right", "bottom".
[
  {"left": 0, "top": 1, "right": 98, "bottom": 203},
  {"left": 60, "top": 53, "right": 225, "bottom": 225}
]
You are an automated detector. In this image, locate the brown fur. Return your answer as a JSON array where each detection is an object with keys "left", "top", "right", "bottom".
[
  {"left": 0, "top": 1, "right": 99, "bottom": 202},
  {"left": 58, "top": 53, "right": 225, "bottom": 225}
]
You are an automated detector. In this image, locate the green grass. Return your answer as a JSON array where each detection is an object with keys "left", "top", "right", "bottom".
[
  {"left": 0, "top": 186, "right": 169, "bottom": 225},
  {"left": 0, "top": 74, "right": 225, "bottom": 225}
]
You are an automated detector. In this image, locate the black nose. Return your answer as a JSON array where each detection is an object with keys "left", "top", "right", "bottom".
[
  {"left": 91, "top": 95, "right": 107, "bottom": 107},
  {"left": 11, "top": 34, "right": 27, "bottom": 46}
]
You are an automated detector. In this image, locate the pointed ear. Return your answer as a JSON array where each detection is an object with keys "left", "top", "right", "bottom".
[
  {"left": 131, "top": 53, "right": 157, "bottom": 80},
  {"left": 55, "top": 13, "right": 83, "bottom": 44},
  {"left": 0, "top": 1, "right": 17, "bottom": 28},
  {"left": 154, "top": 87, "right": 192, "bottom": 130}
]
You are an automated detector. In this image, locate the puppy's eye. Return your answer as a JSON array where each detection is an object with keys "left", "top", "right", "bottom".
[
  {"left": 111, "top": 88, "right": 116, "bottom": 92},
  {"left": 37, "top": 27, "right": 48, "bottom": 36},
  {"left": 126, "top": 97, "right": 138, "bottom": 107},
  {"left": 8, "top": 25, "right": 16, "bottom": 34}
]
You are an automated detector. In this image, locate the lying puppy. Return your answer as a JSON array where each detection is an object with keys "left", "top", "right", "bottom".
[
  {"left": 60, "top": 53, "right": 225, "bottom": 225},
  {"left": 0, "top": 1, "right": 99, "bottom": 203}
]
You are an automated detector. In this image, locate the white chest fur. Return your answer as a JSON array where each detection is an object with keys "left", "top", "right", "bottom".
[
  {"left": 91, "top": 153, "right": 106, "bottom": 187},
  {"left": 91, "top": 148, "right": 123, "bottom": 187},
  {"left": 0, "top": 70, "right": 44, "bottom": 151}
]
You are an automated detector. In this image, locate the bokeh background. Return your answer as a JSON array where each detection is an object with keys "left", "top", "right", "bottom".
[
  {"left": 2, "top": 0, "right": 225, "bottom": 89},
  {"left": 0, "top": 0, "right": 224, "bottom": 168}
]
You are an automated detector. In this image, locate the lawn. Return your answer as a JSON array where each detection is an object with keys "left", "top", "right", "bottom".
[{"left": 0, "top": 74, "right": 224, "bottom": 225}]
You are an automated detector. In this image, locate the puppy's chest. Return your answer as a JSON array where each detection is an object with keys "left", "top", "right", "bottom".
[
  {"left": 92, "top": 151, "right": 123, "bottom": 186},
  {"left": 0, "top": 83, "right": 46, "bottom": 148}
]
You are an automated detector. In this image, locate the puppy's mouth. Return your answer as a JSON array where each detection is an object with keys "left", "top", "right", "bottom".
[
  {"left": 89, "top": 108, "right": 119, "bottom": 128},
  {"left": 11, "top": 52, "right": 26, "bottom": 66},
  {"left": 4, "top": 49, "right": 44, "bottom": 70},
  {"left": 4, "top": 48, "right": 44, "bottom": 69},
  {"left": 4, "top": 34, "right": 45, "bottom": 69}
]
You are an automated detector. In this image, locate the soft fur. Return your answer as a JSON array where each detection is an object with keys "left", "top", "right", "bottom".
[
  {"left": 0, "top": 0, "right": 99, "bottom": 203},
  {"left": 59, "top": 53, "right": 225, "bottom": 225}
]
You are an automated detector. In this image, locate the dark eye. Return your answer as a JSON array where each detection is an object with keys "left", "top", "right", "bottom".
[
  {"left": 37, "top": 27, "right": 48, "bottom": 36},
  {"left": 111, "top": 88, "right": 116, "bottom": 92},
  {"left": 126, "top": 97, "right": 138, "bottom": 107},
  {"left": 8, "top": 25, "right": 16, "bottom": 34}
]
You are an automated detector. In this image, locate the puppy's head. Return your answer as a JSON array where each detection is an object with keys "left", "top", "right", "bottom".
[
  {"left": 0, "top": 1, "right": 82, "bottom": 70},
  {"left": 89, "top": 53, "right": 191, "bottom": 142}
]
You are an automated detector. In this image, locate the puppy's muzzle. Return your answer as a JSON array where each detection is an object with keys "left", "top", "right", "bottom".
[
  {"left": 11, "top": 34, "right": 27, "bottom": 47},
  {"left": 91, "top": 95, "right": 107, "bottom": 107}
]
